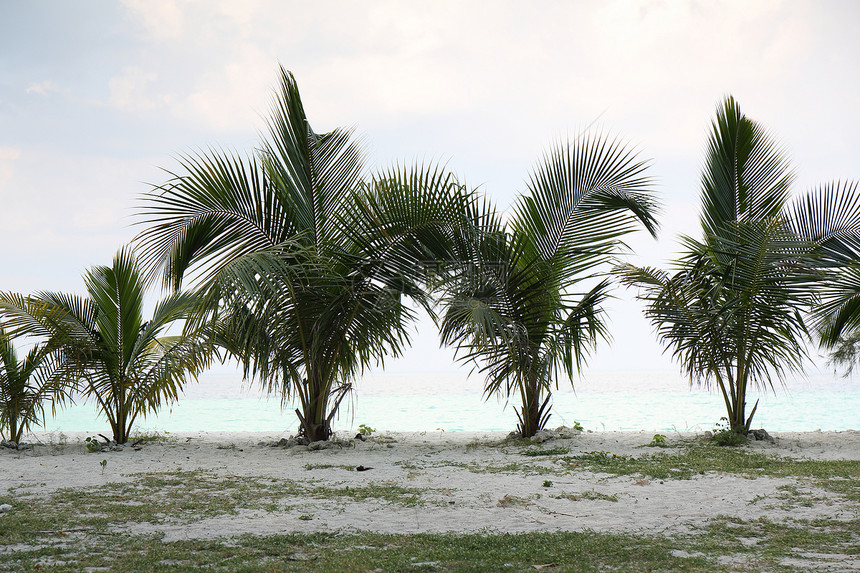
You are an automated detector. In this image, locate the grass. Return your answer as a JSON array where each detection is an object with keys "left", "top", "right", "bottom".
[
  {"left": 0, "top": 469, "right": 437, "bottom": 547},
  {"left": 555, "top": 489, "right": 619, "bottom": 502},
  {"left": 0, "top": 519, "right": 856, "bottom": 571},
  {"left": 405, "top": 444, "right": 860, "bottom": 500},
  {"left": 563, "top": 446, "right": 860, "bottom": 495},
  {"left": 1, "top": 444, "right": 857, "bottom": 571},
  {"left": 128, "top": 430, "right": 176, "bottom": 445},
  {"left": 520, "top": 446, "right": 570, "bottom": 457},
  {"left": 304, "top": 463, "right": 356, "bottom": 471}
]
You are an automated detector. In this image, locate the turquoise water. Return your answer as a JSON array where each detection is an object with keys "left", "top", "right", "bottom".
[{"left": 40, "top": 370, "right": 858, "bottom": 435}]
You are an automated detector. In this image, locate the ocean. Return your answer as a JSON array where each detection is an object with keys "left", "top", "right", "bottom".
[{"left": 40, "top": 369, "right": 858, "bottom": 436}]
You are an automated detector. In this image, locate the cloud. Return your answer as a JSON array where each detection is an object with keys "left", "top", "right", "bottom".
[
  {"left": 108, "top": 66, "right": 160, "bottom": 111},
  {"left": 25, "top": 81, "right": 57, "bottom": 96},
  {"left": 0, "top": 147, "right": 21, "bottom": 192},
  {"left": 176, "top": 44, "right": 274, "bottom": 132},
  {"left": 121, "top": 0, "right": 184, "bottom": 40}
]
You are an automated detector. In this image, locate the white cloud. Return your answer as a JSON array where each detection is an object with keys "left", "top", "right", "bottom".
[
  {"left": 25, "top": 80, "right": 57, "bottom": 96},
  {"left": 121, "top": 0, "right": 184, "bottom": 40},
  {"left": 108, "top": 66, "right": 160, "bottom": 111},
  {"left": 0, "top": 148, "right": 21, "bottom": 195},
  {"left": 176, "top": 44, "right": 274, "bottom": 132}
]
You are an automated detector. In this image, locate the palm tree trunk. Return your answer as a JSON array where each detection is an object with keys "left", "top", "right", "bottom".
[
  {"left": 517, "top": 375, "right": 546, "bottom": 438},
  {"left": 731, "top": 362, "right": 749, "bottom": 435},
  {"left": 10, "top": 417, "right": 20, "bottom": 444},
  {"left": 296, "top": 372, "right": 333, "bottom": 442}
]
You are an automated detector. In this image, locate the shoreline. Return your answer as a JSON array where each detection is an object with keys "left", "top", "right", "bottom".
[{"left": 8, "top": 427, "right": 860, "bottom": 456}]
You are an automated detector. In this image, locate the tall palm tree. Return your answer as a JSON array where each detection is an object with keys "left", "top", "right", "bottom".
[
  {"left": 0, "top": 248, "right": 210, "bottom": 443},
  {"left": 0, "top": 324, "right": 72, "bottom": 443},
  {"left": 438, "top": 134, "right": 659, "bottom": 437},
  {"left": 135, "top": 67, "right": 472, "bottom": 442},
  {"left": 619, "top": 97, "right": 860, "bottom": 434}
]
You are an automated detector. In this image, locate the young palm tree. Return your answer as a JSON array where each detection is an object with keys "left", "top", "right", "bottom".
[
  {"left": 788, "top": 181, "right": 860, "bottom": 372},
  {"left": 0, "top": 249, "right": 210, "bottom": 443},
  {"left": 0, "top": 324, "right": 72, "bottom": 443},
  {"left": 135, "top": 67, "right": 473, "bottom": 442},
  {"left": 438, "top": 134, "right": 659, "bottom": 437},
  {"left": 619, "top": 97, "right": 860, "bottom": 434}
]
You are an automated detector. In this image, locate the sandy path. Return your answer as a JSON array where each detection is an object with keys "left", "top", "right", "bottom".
[{"left": 2, "top": 430, "right": 857, "bottom": 541}]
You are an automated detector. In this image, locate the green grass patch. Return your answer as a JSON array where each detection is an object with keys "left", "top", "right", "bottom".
[
  {"left": 304, "top": 463, "right": 356, "bottom": 471},
  {"left": 2, "top": 520, "right": 855, "bottom": 572},
  {"left": 0, "top": 530, "right": 713, "bottom": 572},
  {"left": 0, "top": 469, "right": 438, "bottom": 546},
  {"left": 0, "top": 471, "right": 856, "bottom": 572},
  {"left": 521, "top": 446, "right": 570, "bottom": 457},
  {"left": 555, "top": 490, "right": 619, "bottom": 502},
  {"left": 128, "top": 430, "right": 176, "bottom": 445},
  {"left": 563, "top": 445, "right": 860, "bottom": 497}
]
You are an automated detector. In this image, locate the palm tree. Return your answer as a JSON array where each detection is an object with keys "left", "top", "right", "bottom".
[
  {"left": 0, "top": 248, "right": 210, "bottom": 443},
  {"left": 0, "top": 324, "right": 72, "bottom": 443},
  {"left": 438, "top": 134, "right": 659, "bottom": 437},
  {"left": 788, "top": 182, "right": 860, "bottom": 373},
  {"left": 619, "top": 97, "right": 860, "bottom": 435},
  {"left": 135, "top": 67, "right": 473, "bottom": 442}
]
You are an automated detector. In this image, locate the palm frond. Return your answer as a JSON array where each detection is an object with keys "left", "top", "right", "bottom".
[{"left": 700, "top": 96, "right": 793, "bottom": 241}]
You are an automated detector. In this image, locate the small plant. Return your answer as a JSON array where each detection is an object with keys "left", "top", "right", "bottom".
[
  {"left": 496, "top": 494, "right": 531, "bottom": 507},
  {"left": 711, "top": 418, "right": 747, "bottom": 447},
  {"left": 522, "top": 446, "right": 568, "bottom": 457},
  {"left": 130, "top": 430, "right": 174, "bottom": 444},
  {"left": 542, "top": 480, "right": 553, "bottom": 488},
  {"left": 649, "top": 434, "right": 667, "bottom": 447},
  {"left": 358, "top": 424, "right": 375, "bottom": 437},
  {"left": 85, "top": 436, "right": 101, "bottom": 453},
  {"left": 99, "top": 459, "right": 107, "bottom": 475},
  {"left": 556, "top": 490, "right": 619, "bottom": 502},
  {"left": 572, "top": 421, "right": 584, "bottom": 432},
  {"left": 298, "top": 514, "right": 314, "bottom": 521},
  {"left": 712, "top": 430, "right": 748, "bottom": 447}
]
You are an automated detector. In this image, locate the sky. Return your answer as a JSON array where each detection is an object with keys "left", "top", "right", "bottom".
[{"left": 1, "top": 0, "right": 859, "bottom": 378}]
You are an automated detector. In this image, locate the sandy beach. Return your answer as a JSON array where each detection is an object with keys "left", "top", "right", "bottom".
[{"left": 2, "top": 429, "right": 858, "bottom": 543}]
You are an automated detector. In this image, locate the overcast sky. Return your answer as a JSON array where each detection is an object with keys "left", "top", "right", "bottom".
[{"left": 1, "top": 1, "right": 859, "bottom": 378}]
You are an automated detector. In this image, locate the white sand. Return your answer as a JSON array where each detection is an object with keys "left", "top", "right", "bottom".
[{"left": 2, "top": 429, "right": 858, "bottom": 541}]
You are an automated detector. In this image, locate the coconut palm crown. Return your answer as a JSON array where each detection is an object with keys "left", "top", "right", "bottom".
[
  {"left": 0, "top": 248, "right": 210, "bottom": 443},
  {"left": 135, "top": 67, "right": 473, "bottom": 442},
  {"left": 619, "top": 96, "right": 860, "bottom": 434},
  {"left": 438, "top": 133, "right": 660, "bottom": 437},
  {"left": 0, "top": 323, "right": 73, "bottom": 443}
]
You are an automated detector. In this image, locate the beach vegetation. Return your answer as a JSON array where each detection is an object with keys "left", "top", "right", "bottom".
[
  {"left": 555, "top": 489, "right": 619, "bottom": 502},
  {"left": 0, "top": 324, "right": 73, "bottom": 443},
  {"left": 1, "top": 512, "right": 854, "bottom": 572},
  {"left": 561, "top": 445, "right": 860, "bottom": 498},
  {"left": 357, "top": 423, "right": 375, "bottom": 437},
  {"left": 521, "top": 446, "right": 569, "bottom": 456},
  {"left": 711, "top": 429, "right": 748, "bottom": 447},
  {"left": 619, "top": 96, "right": 860, "bottom": 435},
  {"left": 303, "top": 463, "right": 355, "bottom": 471},
  {"left": 0, "top": 248, "right": 211, "bottom": 443},
  {"left": 135, "top": 66, "right": 473, "bottom": 442},
  {"left": 0, "top": 454, "right": 856, "bottom": 571},
  {"left": 129, "top": 429, "right": 175, "bottom": 444},
  {"left": 648, "top": 433, "right": 667, "bottom": 447},
  {"left": 438, "top": 134, "right": 659, "bottom": 438}
]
